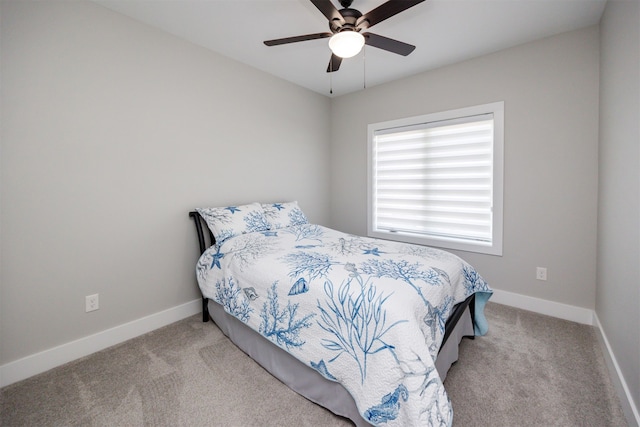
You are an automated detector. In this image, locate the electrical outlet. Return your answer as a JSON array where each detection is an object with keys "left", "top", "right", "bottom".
[
  {"left": 536, "top": 267, "right": 547, "bottom": 281},
  {"left": 85, "top": 294, "right": 99, "bottom": 312}
]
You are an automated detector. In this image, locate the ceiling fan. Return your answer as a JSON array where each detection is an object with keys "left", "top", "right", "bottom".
[{"left": 264, "top": 0, "right": 425, "bottom": 73}]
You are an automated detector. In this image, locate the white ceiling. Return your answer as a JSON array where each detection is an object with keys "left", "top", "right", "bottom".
[{"left": 92, "top": 0, "right": 607, "bottom": 97}]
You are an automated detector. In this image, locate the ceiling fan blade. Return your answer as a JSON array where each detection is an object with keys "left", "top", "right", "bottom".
[
  {"left": 310, "top": 0, "right": 344, "bottom": 23},
  {"left": 364, "top": 32, "right": 415, "bottom": 56},
  {"left": 358, "top": 0, "right": 425, "bottom": 29},
  {"left": 326, "top": 54, "right": 342, "bottom": 73},
  {"left": 264, "top": 32, "right": 332, "bottom": 46}
]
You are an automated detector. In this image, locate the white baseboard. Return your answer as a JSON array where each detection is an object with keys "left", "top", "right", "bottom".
[
  {"left": 0, "top": 291, "right": 598, "bottom": 388},
  {"left": 593, "top": 314, "right": 640, "bottom": 427},
  {"left": 490, "top": 288, "right": 595, "bottom": 325},
  {"left": 0, "top": 299, "right": 201, "bottom": 388}
]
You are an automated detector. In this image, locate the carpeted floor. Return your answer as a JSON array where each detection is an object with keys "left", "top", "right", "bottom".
[
  {"left": 444, "top": 303, "right": 627, "bottom": 426},
  {"left": 0, "top": 302, "right": 628, "bottom": 426}
]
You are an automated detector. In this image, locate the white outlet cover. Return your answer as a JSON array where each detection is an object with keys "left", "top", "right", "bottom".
[
  {"left": 536, "top": 267, "right": 547, "bottom": 281},
  {"left": 85, "top": 294, "right": 99, "bottom": 312}
]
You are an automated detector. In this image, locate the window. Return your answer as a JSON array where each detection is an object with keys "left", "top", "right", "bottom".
[{"left": 368, "top": 102, "right": 504, "bottom": 256}]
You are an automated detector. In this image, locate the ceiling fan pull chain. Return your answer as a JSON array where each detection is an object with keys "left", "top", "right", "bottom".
[
  {"left": 329, "top": 60, "right": 333, "bottom": 94},
  {"left": 363, "top": 45, "right": 366, "bottom": 90}
]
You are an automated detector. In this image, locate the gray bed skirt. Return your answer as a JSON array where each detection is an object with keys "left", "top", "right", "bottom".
[{"left": 208, "top": 299, "right": 474, "bottom": 426}]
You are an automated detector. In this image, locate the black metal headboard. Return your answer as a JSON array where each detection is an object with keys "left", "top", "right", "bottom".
[
  {"left": 189, "top": 211, "right": 215, "bottom": 255},
  {"left": 189, "top": 211, "right": 215, "bottom": 322}
]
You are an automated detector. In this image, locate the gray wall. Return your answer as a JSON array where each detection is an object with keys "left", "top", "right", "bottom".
[
  {"left": 0, "top": 1, "right": 331, "bottom": 364},
  {"left": 330, "top": 26, "right": 600, "bottom": 310},
  {"left": 597, "top": 0, "right": 640, "bottom": 416}
]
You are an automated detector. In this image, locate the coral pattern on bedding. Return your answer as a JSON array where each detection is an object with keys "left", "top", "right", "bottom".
[
  {"left": 196, "top": 223, "right": 492, "bottom": 427},
  {"left": 261, "top": 201, "right": 308, "bottom": 229}
]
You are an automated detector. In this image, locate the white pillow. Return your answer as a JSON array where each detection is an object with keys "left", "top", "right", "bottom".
[
  {"left": 261, "top": 201, "right": 308, "bottom": 229},
  {"left": 196, "top": 202, "right": 270, "bottom": 245}
]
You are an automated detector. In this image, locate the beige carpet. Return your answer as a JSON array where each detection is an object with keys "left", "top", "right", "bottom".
[
  {"left": 445, "top": 303, "right": 628, "bottom": 426},
  {"left": 1, "top": 302, "right": 628, "bottom": 426}
]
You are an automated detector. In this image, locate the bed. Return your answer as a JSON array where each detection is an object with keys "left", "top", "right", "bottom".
[{"left": 189, "top": 202, "right": 492, "bottom": 427}]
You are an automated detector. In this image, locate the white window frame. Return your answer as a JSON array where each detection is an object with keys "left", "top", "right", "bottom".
[{"left": 367, "top": 102, "right": 504, "bottom": 256}]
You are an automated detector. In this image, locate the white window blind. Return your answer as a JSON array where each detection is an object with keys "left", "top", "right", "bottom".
[{"left": 368, "top": 102, "right": 503, "bottom": 255}]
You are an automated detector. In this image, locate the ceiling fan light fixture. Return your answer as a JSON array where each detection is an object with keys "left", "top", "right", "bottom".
[{"left": 328, "top": 31, "right": 365, "bottom": 58}]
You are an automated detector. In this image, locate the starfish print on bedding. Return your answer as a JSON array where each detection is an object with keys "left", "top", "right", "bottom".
[
  {"left": 363, "top": 248, "right": 385, "bottom": 256},
  {"left": 210, "top": 249, "right": 224, "bottom": 269}
]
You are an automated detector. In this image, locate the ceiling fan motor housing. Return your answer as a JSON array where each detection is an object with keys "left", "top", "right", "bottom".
[{"left": 330, "top": 8, "right": 367, "bottom": 34}]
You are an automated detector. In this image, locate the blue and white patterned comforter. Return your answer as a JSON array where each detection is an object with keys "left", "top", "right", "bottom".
[{"left": 196, "top": 224, "right": 492, "bottom": 426}]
